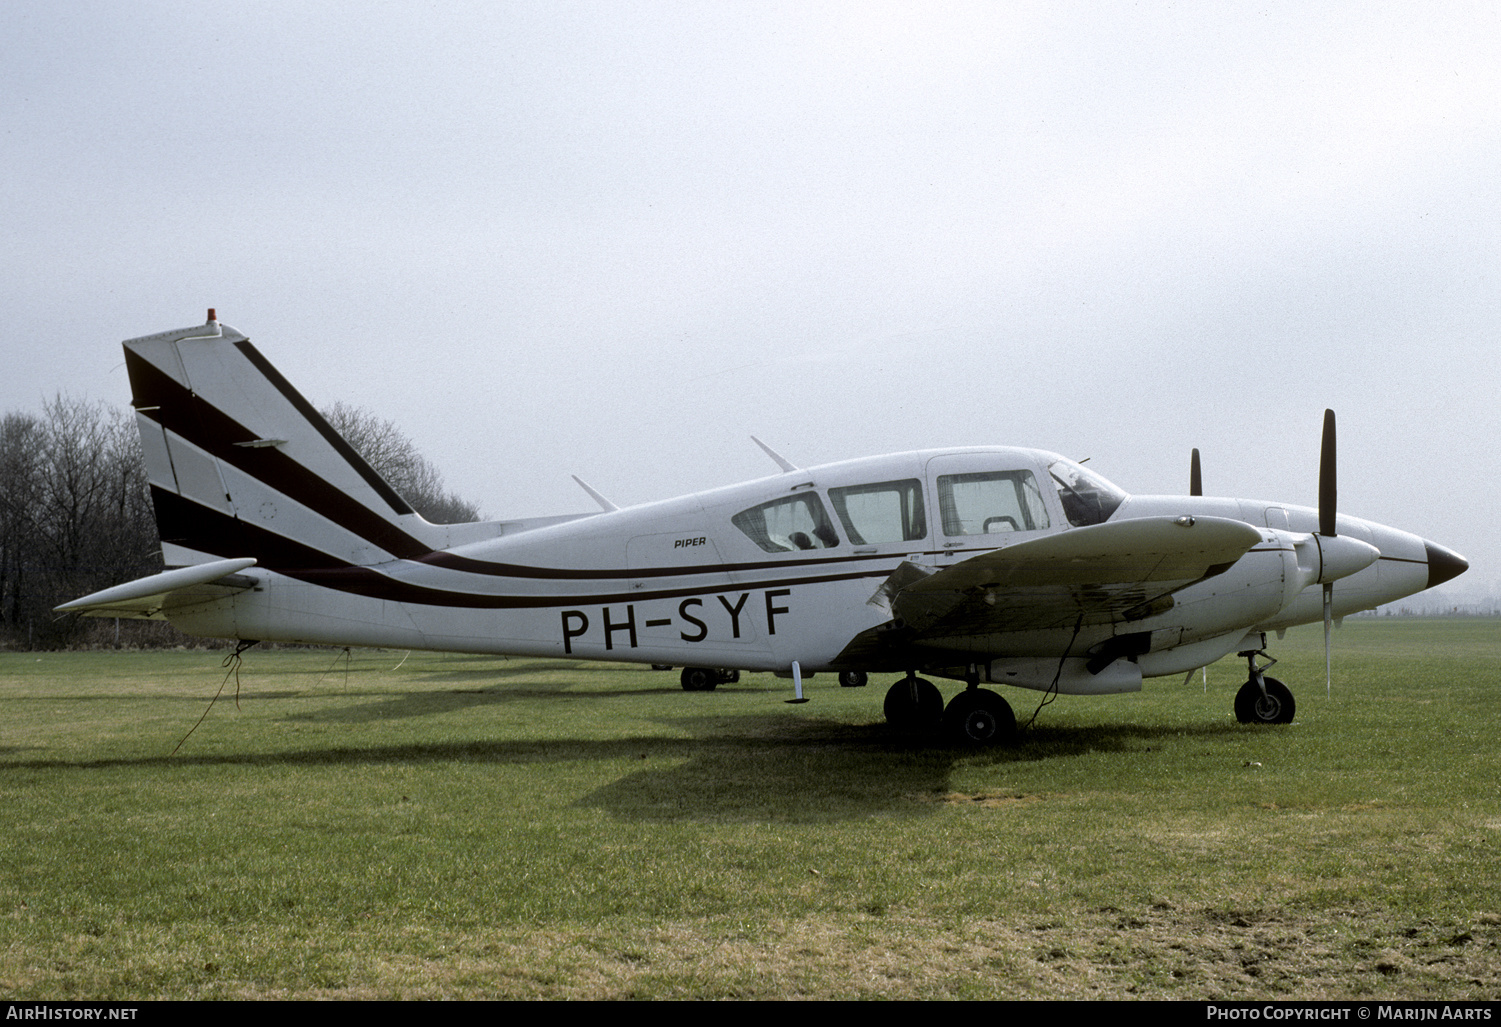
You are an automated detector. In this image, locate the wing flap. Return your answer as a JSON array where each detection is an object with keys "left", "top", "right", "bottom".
[{"left": 54, "top": 557, "right": 258, "bottom": 620}]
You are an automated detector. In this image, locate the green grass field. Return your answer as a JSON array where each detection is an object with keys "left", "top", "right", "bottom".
[{"left": 1, "top": 619, "right": 1497, "bottom": 999}]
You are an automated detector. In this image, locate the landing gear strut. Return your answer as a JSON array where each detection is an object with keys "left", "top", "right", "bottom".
[{"left": 1234, "top": 648, "right": 1295, "bottom": 724}]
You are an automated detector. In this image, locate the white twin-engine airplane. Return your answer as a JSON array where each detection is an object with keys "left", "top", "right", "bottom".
[{"left": 60, "top": 312, "right": 1467, "bottom": 744}]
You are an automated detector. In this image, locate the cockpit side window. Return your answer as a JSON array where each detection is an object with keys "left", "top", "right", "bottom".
[
  {"left": 731, "top": 493, "right": 840, "bottom": 553},
  {"left": 937, "top": 471, "right": 1051, "bottom": 536},
  {"left": 828, "top": 479, "right": 926, "bottom": 545},
  {"left": 1048, "top": 459, "right": 1127, "bottom": 527}
]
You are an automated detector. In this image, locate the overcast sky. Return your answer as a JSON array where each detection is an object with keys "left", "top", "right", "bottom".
[{"left": 6, "top": 1, "right": 1497, "bottom": 599}]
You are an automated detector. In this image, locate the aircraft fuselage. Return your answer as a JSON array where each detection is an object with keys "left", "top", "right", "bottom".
[{"left": 160, "top": 446, "right": 1452, "bottom": 693}]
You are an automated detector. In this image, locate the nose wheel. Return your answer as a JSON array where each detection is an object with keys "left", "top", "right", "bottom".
[
  {"left": 1233, "top": 648, "right": 1295, "bottom": 723},
  {"left": 1235, "top": 676, "right": 1295, "bottom": 724}
]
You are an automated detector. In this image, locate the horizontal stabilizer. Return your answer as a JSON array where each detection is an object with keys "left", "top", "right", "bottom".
[{"left": 54, "top": 558, "right": 258, "bottom": 620}]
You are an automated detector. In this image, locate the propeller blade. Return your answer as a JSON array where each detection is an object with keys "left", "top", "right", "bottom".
[
  {"left": 1318, "top": 410, "right": 1337, "bottom": 697},
  {"left": 1183, "top": 450, "right": 1227, "bottom": 692},
  {"left": 1319, "top": 409, "right": 1336, "bottom": 537}
]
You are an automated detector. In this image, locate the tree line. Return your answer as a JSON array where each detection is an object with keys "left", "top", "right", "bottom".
[{"left": 0, "top": 397, "right": 480, "bottom": 649}]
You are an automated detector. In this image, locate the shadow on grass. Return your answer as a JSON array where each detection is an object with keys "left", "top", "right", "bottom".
[
  {"left": 1, "top": 713, "right": 1249, "bottom": 823},
  {"left": 574, "top": 714, "right": 1253, "bottom": 822},
  {"left": 279, "top": 683, "right": 579, "bottom": 723},
  {"left": 277, "top": 678, "right": 697, "bottom": 724}
]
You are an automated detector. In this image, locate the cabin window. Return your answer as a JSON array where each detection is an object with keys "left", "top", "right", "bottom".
[
  {"left": 1048, "top": 459, "right": 1127, "bottom": 527},
  {"left": 937, "top": 470, "right": 1051, "bottom": 536},
  {"left": 828, "top": 479, "right": 927, "bottom": 545},
  {"left": 732, "top": 493, "right": 840, "bottom": 552}
]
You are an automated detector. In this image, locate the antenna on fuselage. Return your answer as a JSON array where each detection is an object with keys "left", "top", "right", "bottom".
[
  {"left": 571, "top": 475, "right": 618, "bottom": 512},
  {"left": 751, "top": 436, "right": 800, "bottom": 473}
]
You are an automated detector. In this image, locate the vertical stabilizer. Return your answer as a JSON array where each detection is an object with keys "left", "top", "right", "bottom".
[{"left": 126, "top": 316, "right": 442, "bottom": 570}]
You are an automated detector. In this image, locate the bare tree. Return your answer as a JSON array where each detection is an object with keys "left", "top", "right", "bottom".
[
  {"left": 0, "top": 411, "right": 44, "bottom": 631},
  {"left": 321, "top": 402, "right": 481, "bottom": 523},
  {"left": 0, "top": 397, "right": 160, "bottom": 647},
  {"left": 1, "top": 394, "right": 480, "bottom": 648}
]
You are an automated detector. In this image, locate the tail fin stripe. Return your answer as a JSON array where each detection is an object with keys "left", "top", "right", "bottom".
[
  {"left": 127, "top": 348, "right": 432, "bottom": 561},
  {"left": 234, "top": 340, "right": 415, "bottom": 517},
  {"left": 152, "top": 486, "right": 352, "bottom": 571}
]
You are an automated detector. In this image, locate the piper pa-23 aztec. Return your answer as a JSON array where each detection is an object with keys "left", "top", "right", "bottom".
[{"left": 60, "top": 312, "right": 1468, "bottom": 744}]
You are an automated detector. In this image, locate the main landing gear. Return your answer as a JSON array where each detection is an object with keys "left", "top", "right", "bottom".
[
  {"left": 1233, "top": 648, "right": 1296, "bottom": 724},
  {"left": 680, "top": 667, "right": 739, "bottom": 691},
  {"left": 883, "top": 668, "right": 1017, "bottom": 745},
  {"left": 882, "top": 673, "right": 942, "bottom": 730}
]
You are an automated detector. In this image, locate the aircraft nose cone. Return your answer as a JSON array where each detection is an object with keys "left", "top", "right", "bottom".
[{"left": 1425, "top": 540, "right": 1469, "bottom": 589}]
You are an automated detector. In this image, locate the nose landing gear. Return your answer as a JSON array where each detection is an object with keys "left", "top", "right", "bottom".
[{"left": 1234, "top": 648, "right": 1296, "bottom": 724}]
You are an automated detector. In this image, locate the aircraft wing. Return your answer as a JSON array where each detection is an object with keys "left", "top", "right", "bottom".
[
  {"left": 54, "top": 558, "right": 258, "bottom": 620},
  {"left": 862, "top": 516, "right": 1263, "bottom": 654}
]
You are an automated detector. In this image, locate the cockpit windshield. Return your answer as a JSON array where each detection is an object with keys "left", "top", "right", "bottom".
[{"left": 1048, "top": 459, "right": 1127, "bottom": 527}]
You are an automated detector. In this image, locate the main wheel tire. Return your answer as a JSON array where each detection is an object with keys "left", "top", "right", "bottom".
[
  {"left": 883, "top": 677, "right": 943, "bottom": 731},
  {"left": 1234, "top": 676, "right": 1295, "bottom": 724},
  {"left": 838, "top": 671, "right": 868, "bottom": 688},
  {"left": 943, "top": 689, "right": 1017, "bottom": 745},
  {"left": 680, "top": 667, "right": 717, "bottom": 692}
]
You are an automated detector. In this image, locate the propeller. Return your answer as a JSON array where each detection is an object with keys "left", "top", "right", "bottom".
[
  {"left": 1189, "top": 447, "right": 1204, "bottom": 688},
  {"left": 1318, "top": 409, "right": 1336, "bottom": 697},
  {"left": 1302, "top": 409, "right": 1379, "bottom": 698},
  {"left": 1187, "top": 413, "right": 1373, "bottom": 701}
]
